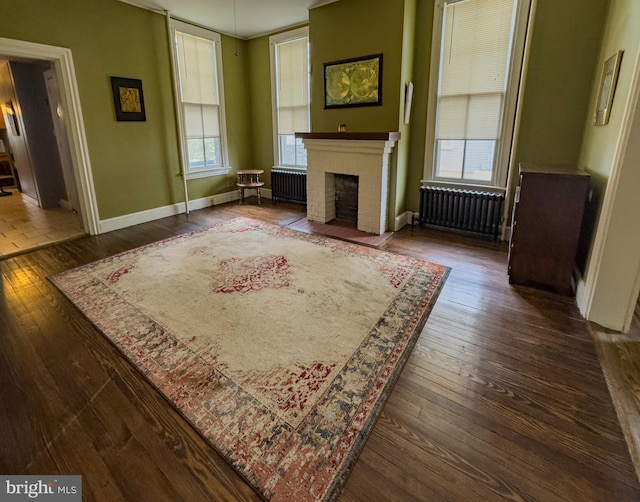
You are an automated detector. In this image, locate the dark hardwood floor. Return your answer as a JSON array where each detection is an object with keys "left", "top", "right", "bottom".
[{"left": 1, "top": 199, "right": 638, "bottom": 501}]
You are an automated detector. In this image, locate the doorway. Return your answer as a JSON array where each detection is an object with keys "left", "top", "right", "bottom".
[{"left": 0, "top": 36, "right": 99, "bottom": 257}]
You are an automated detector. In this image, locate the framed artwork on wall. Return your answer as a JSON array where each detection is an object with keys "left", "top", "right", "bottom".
[
  {"left": 594, "top": 50, "right": 623, "bottom": 126},
  {"left": 3, "top": 100, "right": 20, "bottom": 136},
  {"left": 324, "top": 54, "right": 383, "bottom": 109},
  {"left": 110, "top": 76, "right": 146, "bottom": 122}
]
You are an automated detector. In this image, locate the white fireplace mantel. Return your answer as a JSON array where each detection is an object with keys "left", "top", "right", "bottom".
[{"left": 296, "top": 132, "right": 400, "bottom": 235}]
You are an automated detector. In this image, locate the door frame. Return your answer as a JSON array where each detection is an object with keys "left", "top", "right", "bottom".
[{"left": 0, "top": 37, "right": 99, "bottom": 235}]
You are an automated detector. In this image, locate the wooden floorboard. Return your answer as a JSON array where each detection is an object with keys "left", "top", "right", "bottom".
[
  {"left": 1, "top": 200, "right": 638, "bottom": 501},
  {"left": 590, "top": 299, "right": 640, "bottom": 486}
]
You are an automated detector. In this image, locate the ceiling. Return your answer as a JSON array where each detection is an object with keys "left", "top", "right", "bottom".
[{"left": 118, "top": 0, "right": 340, "bottom": 39}]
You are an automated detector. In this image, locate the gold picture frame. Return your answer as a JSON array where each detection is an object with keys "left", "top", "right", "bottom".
[
  {"left": 594, "top": 50, "right": 623, "bottom": 126},
  {"left": 324, "top": 54, "right": 382, "bottom": 108}
]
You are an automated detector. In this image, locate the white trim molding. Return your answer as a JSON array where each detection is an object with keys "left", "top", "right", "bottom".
[
  {"left": 0, "top": 37, "right": 100, "bottom": 235},
  {"left": 501, "top": 0, "right": 538, "bottom": 241},
  {"left": 394, "top": 211, "right": 413, "bottom": 231}
]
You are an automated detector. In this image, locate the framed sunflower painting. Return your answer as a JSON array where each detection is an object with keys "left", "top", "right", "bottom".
[{"left": 324, "top": 54, "right": 383, "bottom": 109}]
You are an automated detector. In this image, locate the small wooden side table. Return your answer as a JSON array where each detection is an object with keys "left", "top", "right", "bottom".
[{"left": 237, "top": 169, "right": 264, "bottom": 205}]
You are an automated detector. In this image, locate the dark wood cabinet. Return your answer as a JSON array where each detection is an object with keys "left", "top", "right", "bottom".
[{"left": 508, "top": 163, "right": 590, "bottom": 295}]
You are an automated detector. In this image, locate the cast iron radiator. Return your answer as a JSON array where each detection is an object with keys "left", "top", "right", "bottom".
[
  {"left": 271, "top": 168, "right": 307, "bottom": 203},
  {"left": 418, "top": 186, "right": 504, "bottom": 239}
]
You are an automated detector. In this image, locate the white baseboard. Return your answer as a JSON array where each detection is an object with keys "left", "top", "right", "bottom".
[
  {"left": 502, "top": 225, "right": 512, "bottom": 242},
  {"left": 394, "top": 211, "right": 415, "bottom": 231},
  {"left": 100, "top": 201, "right": 187, "bottom": 234},
  {"left": 99, "top": 188, "right": 274, "bottom": 234}
]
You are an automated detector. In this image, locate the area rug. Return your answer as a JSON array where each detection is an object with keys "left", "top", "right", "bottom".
[{"left": 50, "top": 217, "right": 449, "bottom": 501}]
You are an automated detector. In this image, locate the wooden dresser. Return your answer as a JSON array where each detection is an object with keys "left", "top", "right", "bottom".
[{"left": 508, "top": 163, "right": 590, "bottom": 295}]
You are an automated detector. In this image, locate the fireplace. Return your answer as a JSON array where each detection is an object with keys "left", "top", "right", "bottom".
[{"left": 296, "top": 132, "right": 400, "bottom": 235}]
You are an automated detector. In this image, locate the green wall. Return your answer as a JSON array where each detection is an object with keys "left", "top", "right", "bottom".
[
  {"left": 513, "top": 0, "right": 608, "bottom": 171},
  {"left": 577, "top": 0, "right": 639, "bottom": 273},
  {"left": 0, "top": 0, "right": 615, "bottom": 236},
  {"left": 249, "top": 0, "right": 608, "bottom": 228},
  {"left": 576, "top": 0, "right": 640, "bottom": 327},
  {"left": 309, "top": 0, "right": 405, "bottom": 133},
  {"left": 405, "top": 0, "right": 435, "bottom": 212},
  {"left": 186, "top": 35, "right": 253, "bottom": 200},
  {"left": 579, "top": 0, "right": 639, "bottom": 180},
  {"left": 0, "top": 0, "right": 253, "bottom": 219},
  {"left": 0, "top": 0, "right": 181, "bottom": 219},
  {"left": 308, "top": 0, "right": 408, "bottom": 229},
  {"left": 508, "top": 0, "right": 609, "bottom": 239},
  {"left": 391, "top": 0, "right": 417, "bottom": 225},
  {"left": 246, "top": 24, "right": 309, "bottom": 189},
  {"left": 247, "top": 35, "right": 276, "bottom": 185},
  {"left": 406, "top": 0, "right": 607, "bottom": 216}
]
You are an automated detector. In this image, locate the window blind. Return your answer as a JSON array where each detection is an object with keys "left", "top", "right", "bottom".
[
  {"left": 436, "top": 0, "right": 515, "bottom": 140},
  {"left": 183, "top": 103, "right": 220, "bottom": 138},
  {"left": 276, "top": 37, "right": 309, "bottom": 135},
  {"left": 175, "top": 31, "right": 219, "bottom": 106}
]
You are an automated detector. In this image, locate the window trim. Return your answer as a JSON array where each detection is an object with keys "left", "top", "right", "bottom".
[
  {"left": 269, "top": 26, "right": 310, "bottom": 169},
  {"left": 171, "top": 19, "right": 230, "bottom": 179},
  {"left": 423, "top": 0, "right": 531, "bottom": 189}
]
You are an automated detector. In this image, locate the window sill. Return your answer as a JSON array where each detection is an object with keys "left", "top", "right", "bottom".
[
  {"left": 186, "top": 166, "right": 230, "bottom": 180},
  {"left": 420, "top": 179, "right": 506, "bottom": 194}
]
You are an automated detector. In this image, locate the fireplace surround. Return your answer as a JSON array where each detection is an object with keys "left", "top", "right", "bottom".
[{"left": 296, "top": 132, "right": 400, "bottom": 235}]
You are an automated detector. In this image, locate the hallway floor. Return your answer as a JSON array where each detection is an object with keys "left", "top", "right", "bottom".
[{"left": 0, "top": 189, "right": 85, "bottom": 258}]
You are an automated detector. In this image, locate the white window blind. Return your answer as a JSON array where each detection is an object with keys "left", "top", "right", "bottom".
[
  {"left": 174, "top": 28, "right": 225, "bottom": 170},
  {"left": 437, "top": 0, "right": 515, "bottom": 141},
  {"left": 176, "top": 31, "right": 219, "bottom": 105},
  {"left": 276, "top": 37, "right": 309, "bottom": 135},
  {"left": 183, "top": 103, "right": 220, "bottom": 138}
]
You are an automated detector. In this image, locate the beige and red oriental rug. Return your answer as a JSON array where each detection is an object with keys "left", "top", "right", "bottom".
[{"left": 51, "top": 217, "right": 449, "bottom": 501}]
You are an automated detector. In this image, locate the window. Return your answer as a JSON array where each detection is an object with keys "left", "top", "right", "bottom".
[
  {"left": 172, "top": 20, "right": 229, "bottom": 178},
  {"left": 425, "top": 0, "right": 530, "bottom": 187},
  {"left": 270, "top": 27, "right": 310, "bottom": 168}
]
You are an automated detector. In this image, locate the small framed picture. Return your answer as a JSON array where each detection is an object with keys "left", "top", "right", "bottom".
[
  {"left": 110, "top": 76, "right": 146, "bottom": 122},
  {"left": 3, "top": 100, "right": 20, "bottom": 136},
  {"left": 594, "top": 50, "right": 623, "bottom": 126}
]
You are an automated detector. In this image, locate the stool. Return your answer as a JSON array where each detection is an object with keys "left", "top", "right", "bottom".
[{"left": 237, "top": 169, "right": 264, "bottom": 205}]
